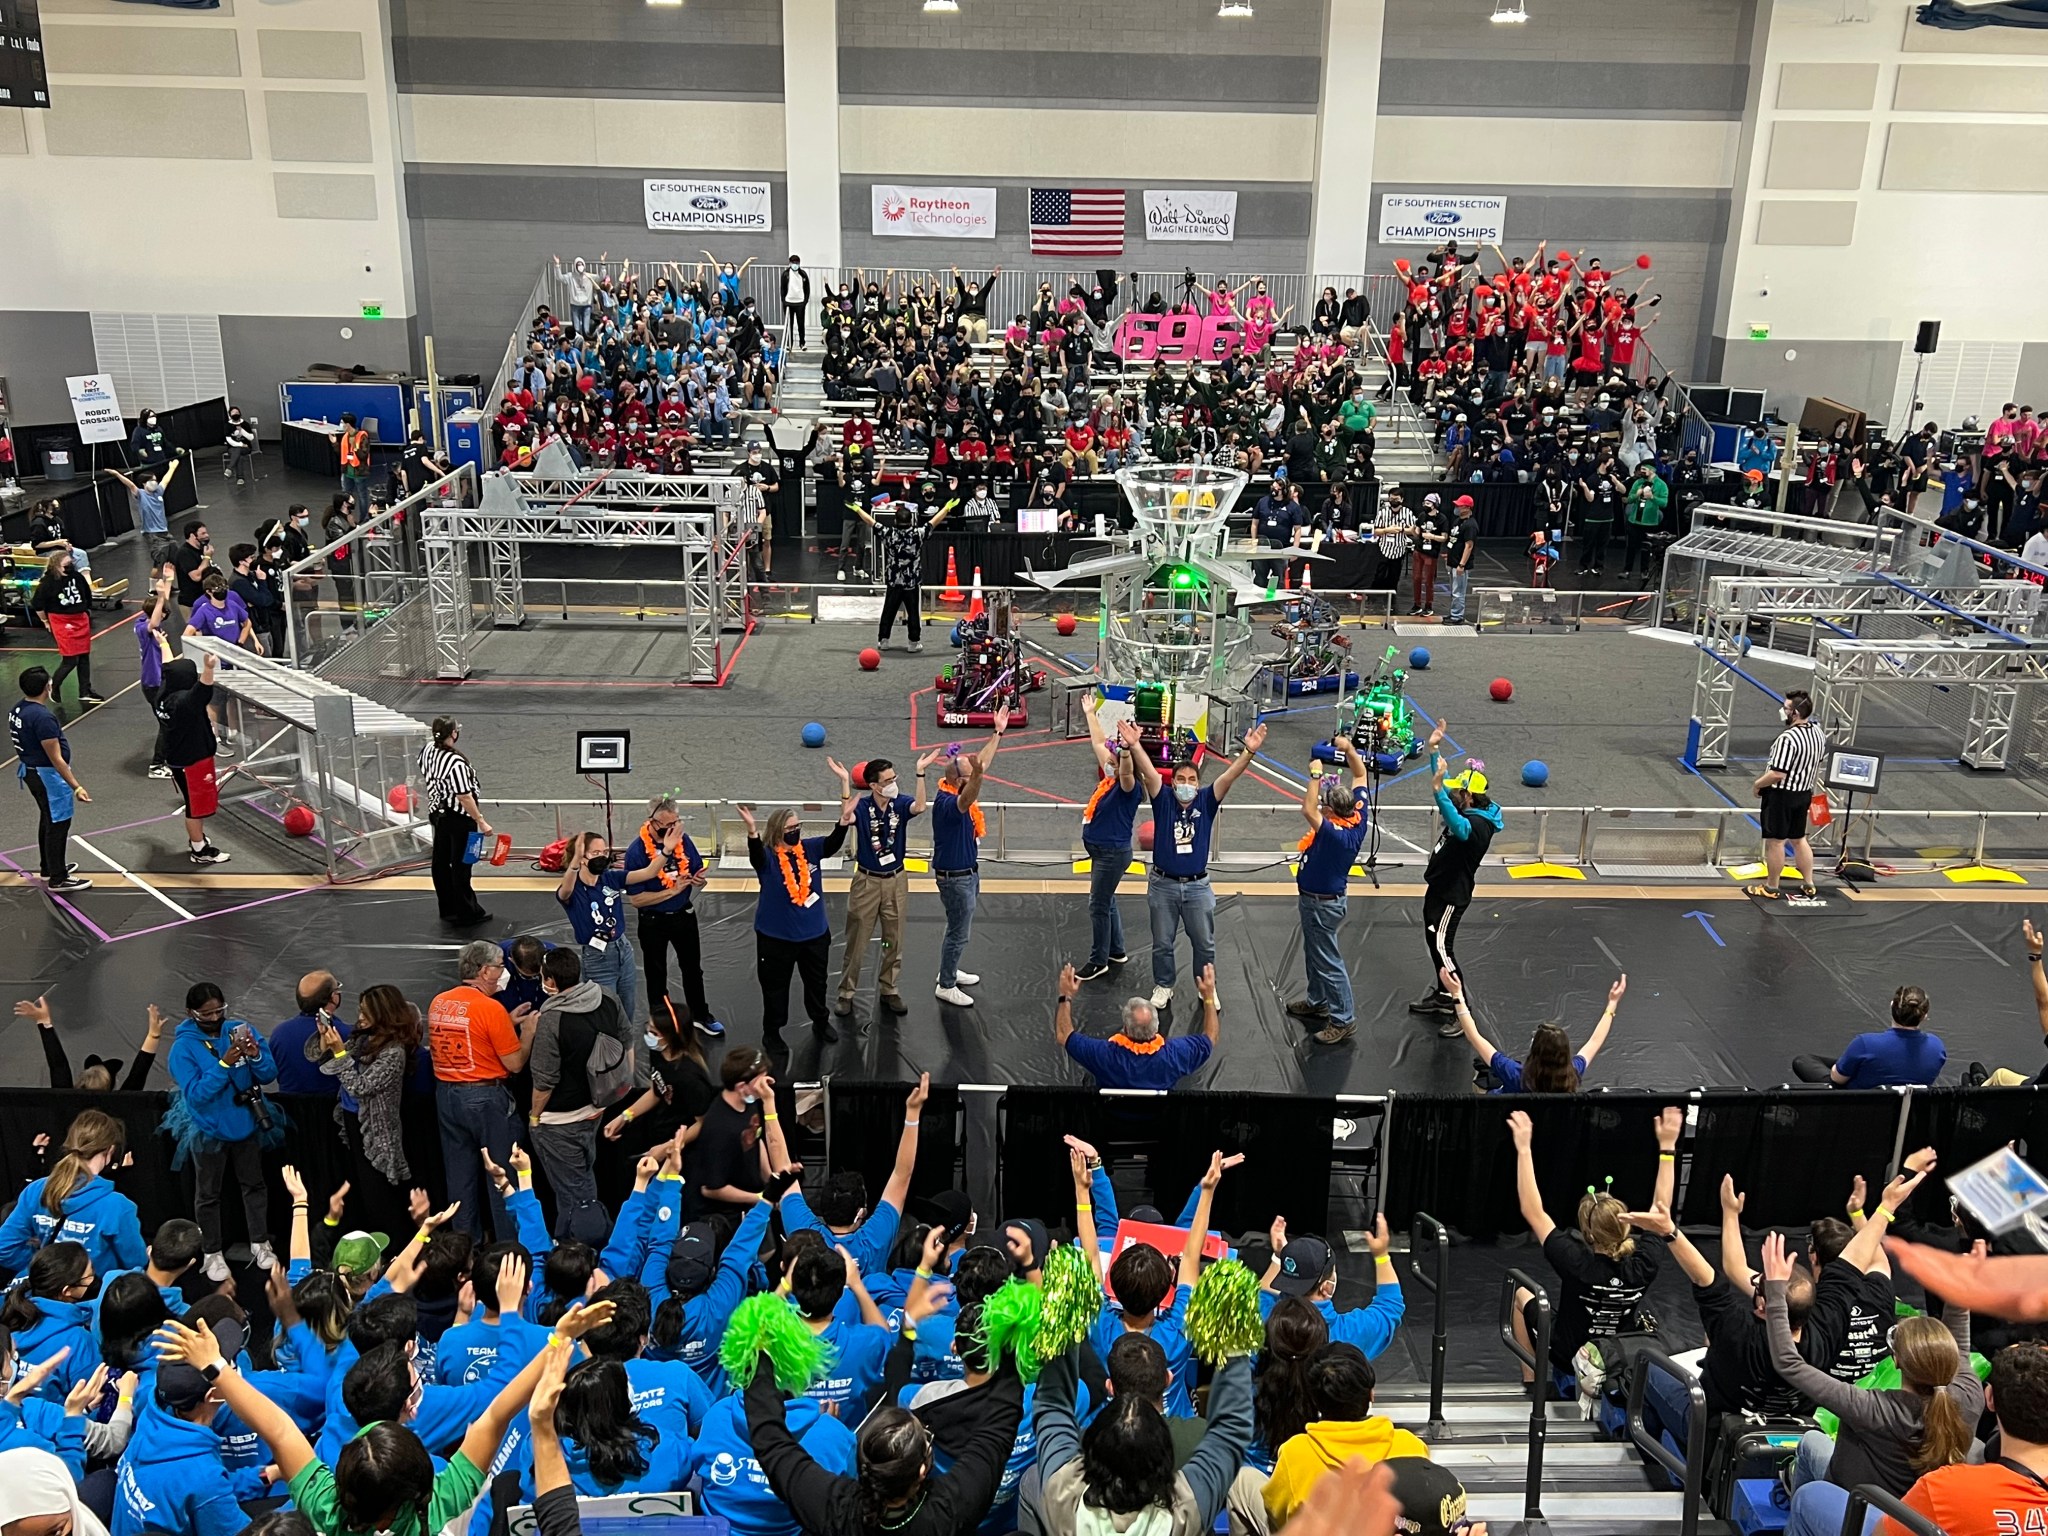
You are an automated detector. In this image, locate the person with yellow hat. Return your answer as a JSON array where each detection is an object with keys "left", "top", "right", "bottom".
[{"left": 1408, "top": 719, "right": 1502, "bottom": 1033}]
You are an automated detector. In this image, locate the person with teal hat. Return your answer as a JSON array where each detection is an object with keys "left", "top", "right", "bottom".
[{"left": 1409, "top": 720, "right": 1503, "bottom": 1037}]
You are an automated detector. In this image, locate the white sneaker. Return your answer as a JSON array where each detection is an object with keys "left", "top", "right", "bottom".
[
  {"left": 934, "top": 985, "right": 975, "bottom": 1006},
  {"left": 953, "top": 970, "right": 979, "bottom": 986},
  {"left": 1149, "top": 985, "right": 1173, "bottom": 1008},
  {"left": 202, "top": 1251, "right": 230, "bottom": 1283},
  {"left": 249, "top": 1241, "right": 279, "bottom": 1273}
]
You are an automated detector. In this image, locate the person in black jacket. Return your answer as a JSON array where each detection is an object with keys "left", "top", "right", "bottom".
[
  {"left": 951, "top": 267, "right": 1002, "bottom": 345},
  {"left": 745, "top": 1343, "right": 1025, "bottom": 1535},
  {"left": 1410, "top": 720, "right": 1503, "bottom": 1032}
]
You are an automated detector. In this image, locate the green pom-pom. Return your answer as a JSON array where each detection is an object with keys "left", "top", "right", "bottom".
[
  {"left": 1035, "top": 1243, "right": 1102, "bottom": 1361},
  {"left": 970, "top": 1278, "right": 1046, "bottom": 1384},
  {"left": 719, "top": 1293, "right": 835, "bottom": 1392},
  {"left": 1184, "top": 1259, "right": 1263, "bottom": 1365}
]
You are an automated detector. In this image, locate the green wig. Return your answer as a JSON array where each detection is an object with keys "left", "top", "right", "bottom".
[
  {"left": 719, "top": 1292, "right": 836, "bottom": 1393},
  {"left": 1184, "top": 1259, "right": 1263, "bottom": 1365},
  {"left": 1035, "top": 1242, "right": 1103, "bottom": 1361},
  {"left": 965, "top": 1277, "right": 1045, "bottom": 1383}
]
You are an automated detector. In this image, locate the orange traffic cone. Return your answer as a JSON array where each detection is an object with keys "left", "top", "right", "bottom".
[
  {"left": 1279, "top": 563, "right": 1292, "bottom": 591},
  {"left": 940, "top": 547, "right": 964, "bottom": 605},
  {"left": 966, "top": 567, "right": 985, "bottom": 622},
  {"left": 1300, "top": 560, "right": 1314, "bottom": 595}
]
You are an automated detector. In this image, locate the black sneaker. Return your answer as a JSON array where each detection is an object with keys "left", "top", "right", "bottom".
[
  {"left": 190, "top": 845, "right": 230, "bottom": 865},
  {"left": 1965, "top": 1061, "right": 1990, "bottom": 1088},
  {"left": 1408, "top": 989, "right": 1453, "bottom": 1016},
  {"left": 1108, "top": 952, "right": 1129, "bottom": 965},
  {"left": 49, "top": 876, "right": 92, "bottom": 894},
  {"left": 815, "top": 1015, "right": 840, "bottom": 1045},
  {"left": 79, "top": 693, "right": 108, "bottom": 706},
  {"left": 1437, "top": 1015, "right": 1466, "bottom": 1039},
  {"left": 1074, "top": 962, "right": 1110, "bottom": 982}
]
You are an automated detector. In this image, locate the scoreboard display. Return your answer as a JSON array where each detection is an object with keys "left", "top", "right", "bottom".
[{"left": 0, "top": 0, "right": 49, "bottom": 111}]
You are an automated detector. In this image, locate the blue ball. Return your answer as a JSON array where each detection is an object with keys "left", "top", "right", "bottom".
[
  {"left": 1521, "top": 759, "right": 1550, "bottom": 788},
  {"left": 801, "top": 722, "right": 827, "bottom": 748},
  {"left": 1738, "top": 636, "right": 1753, "bottom": 655},
  {"left": 1409, "top": 647, "right": 1431, "bottom": 670}
]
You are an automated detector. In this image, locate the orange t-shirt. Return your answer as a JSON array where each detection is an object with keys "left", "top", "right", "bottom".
[
  {"left": 1889, "top": 1461, "right": 2048, "bottom": 1536},
  {"left": 427, "top": 985, "right": 520, "bottom": 1082}
]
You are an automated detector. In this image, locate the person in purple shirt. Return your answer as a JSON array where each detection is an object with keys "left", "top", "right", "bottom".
[
  {"left": 1054, "top": 960, "right": 1218, "bottom": 1090},
  {"left": 135, "top": 575, "right": 173, "bottom": 777},
  {"left": 182, "top": 574, "right": 255, "bottom": 651}
]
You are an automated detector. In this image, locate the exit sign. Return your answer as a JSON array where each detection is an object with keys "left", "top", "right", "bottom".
[
  {"left": 1748, "top": 322, "right": 1770, "bottom": 341},
  {"left": 361, "top": 302, "right": 384, "bottom": 319}
]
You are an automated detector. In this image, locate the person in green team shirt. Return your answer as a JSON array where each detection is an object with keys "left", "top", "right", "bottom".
[{"left": 151, "top": 1286, "right": 615, "bottom": 1536}]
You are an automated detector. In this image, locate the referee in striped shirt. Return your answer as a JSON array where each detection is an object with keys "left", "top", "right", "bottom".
[
  {"left": 421, "top": 715, "right": 494, "bottom": 927},
  {"left": 1747, "top": 688, "right": 1826, "bottom": 901}
]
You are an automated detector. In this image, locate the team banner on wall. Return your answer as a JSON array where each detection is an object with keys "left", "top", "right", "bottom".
[
  {"left": 65, "top": 374, "right": 125, "bottom": 444},
  {"left": 643, "top": 180, "right": 772, "bottom": 232},
  {"left": 1377, "top": 193, "right": 1508, "bottom": 246},
  {"left": 870, "top": 184, "right": 997, "bottom": 239},
  {"left": 1142, "top": 190, "right": 1238, "bottom": 243}
]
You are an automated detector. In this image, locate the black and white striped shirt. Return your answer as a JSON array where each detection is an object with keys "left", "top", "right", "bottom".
[
  {"left": 417, "top": 743, "right": 481, "bottom": 815},
  {"left": 1767, "top": 718, "right": 1826, "bottom": 795}
]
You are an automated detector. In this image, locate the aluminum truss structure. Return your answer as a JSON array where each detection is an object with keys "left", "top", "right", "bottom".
[
  {"left": 1655, "top": 504, "right": 1900, "bottom": 631},
  {"left": 1689, "top": 576, "right": 2046, "bottom": 767},
  {"left": 417, "top": 469, "right": 749, "bottom": 682}
]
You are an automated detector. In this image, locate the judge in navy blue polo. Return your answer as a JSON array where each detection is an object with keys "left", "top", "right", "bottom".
[
  {"left": 1054, "top": 960, "right": 1219, "bottom": 1090},
  {"left": 1290, "top": 735, "right": 1372, "bottom": 1046},
  {"left": 837, "top": 749, "right": 945, "bottom": 1020},
  {"left": 1126, "top": 721, "right": 1270, "bottom": 1009}
]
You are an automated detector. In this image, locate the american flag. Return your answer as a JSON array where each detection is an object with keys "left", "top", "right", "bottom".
[{"left": 1029, "top": 187, "right": 1125, "bottom": 257}]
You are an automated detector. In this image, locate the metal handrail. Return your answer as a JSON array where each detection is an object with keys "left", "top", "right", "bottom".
[
  {"left": 1409, "top": 1211, "right": 1450, "bottom": 1437},
  {"left": 1841, "top": 1485, "right": 1947, "bottom": 1536},
  {"left": 1497, "top": 1268, "right": 1551, "bottom": 1521},
  {"left": 1625, "top": 1344, "right": 1708, "bottom": 1536}
]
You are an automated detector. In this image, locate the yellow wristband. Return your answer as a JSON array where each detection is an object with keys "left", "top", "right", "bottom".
[
  {"left": 330, "top": 1048, "right": 348, "bottom": 1060},
  {"left": 914, "top": 1266, "right": 935, "bottom": 1281},
  {"left": 1658, "top": 1153, "right": 1676, "bottom": 1162},
  {"left": 323, "top": 1216, "right": 340, "bottom": 1228},
  {"left": 1852, "top": 1209, "right": 1868, "bottom": 1222},
  {"left": 900, "top": 1323, "right": 918, "bottom": 1342},
  {"left": 621, "top": 1108, "right": 635, "bottom": 1122},
  {"left": 657, "top": 1172, "right": 682, "bottom": 1183},
  {"left": 763, "top": 1112, "right": 780, "bottom": 1122},
  {"left": 413, "top": 1228, "right": 431, "bottom": 1245},
  {"left": 118, "top": 1395, "right": 133, "bottom": 1405},
  {"left": 1876, "top": 1207, "right": 1894, "bottom": 1223},
  {"left": 547, "top": 1332, "right": 567, "bottom": 1349}
]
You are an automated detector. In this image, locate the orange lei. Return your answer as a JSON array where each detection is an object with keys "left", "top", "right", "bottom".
[
  {"left": 937, "top": 786, "right": 986, "bottom": 838},
  {"left": 775, "top": 842, "right": 813, "bottom": 906},
  {"left": 1081, "top": 773, "right": 1116, "bottom": 826},
  {"left": 1298, "top": 807, "right": 1362, "bottom": 855},
  {"left": 1110, "top": 1034, "right": 1166, "bottom": 1055},
  {"left": 639, "top": 822, "right": 679, "bottom": 889}
]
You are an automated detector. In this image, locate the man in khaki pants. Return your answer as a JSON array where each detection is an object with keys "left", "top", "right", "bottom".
[{"left": 835, "top": 750, "right": 942, "bottom": 1020}]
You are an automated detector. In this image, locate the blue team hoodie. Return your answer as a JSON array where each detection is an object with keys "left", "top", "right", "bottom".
[
  {"left": 691, "top": 1391, "right": 856, "bottom": 1536},
  {"left": 7, "top": 1295, "right": 101, "bottom": 1402},
  {"left": 317, "top": 1337, "right": 524, "bottom": 1462},
  {"left": 538, "top": 1428, "right": 690, "bottom": 1500},
  {"left": 0, "top": 1174, "right": 146, "bottom": 1279},
  {"left": 0, "top": 1395, "right": 86, "bottom": 1480},
  {"left": 644, "top": 1196, "right": 769, "bottom": 1387},
  {"left": 166, "top": 1018, "right": 278, "bottom": 1143},
  {"left": 113, "top": 1400, "right": 245, "bottom": 1536}
]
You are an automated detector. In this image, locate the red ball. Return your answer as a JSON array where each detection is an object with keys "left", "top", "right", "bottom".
[
  {"left": 1054, "top": 613, "right": 1078, "bottom": 637},
  {"left": 387, "top": 785, "right": 412, "bottom": 813},
  {"left": 858, "top": 647, "right": 882, "bottom": 671},
  {"left": 852, "top": 760, "right": 869, "bottom": 788},
  {"left": 1635, "top": 253, "right": 1653, "bottom": 270},
  {"left": 1137, "top": 821, "right": 1156, "bottom": 851},
  {"left": 283, "top": 805, "right": 316, "bottom": 837},
  {"left": 1489, "top": 678, "right": 1514, "bottom": 702}
]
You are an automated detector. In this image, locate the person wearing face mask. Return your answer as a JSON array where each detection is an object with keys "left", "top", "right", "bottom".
[
  {"left": 1289, "top": 737, "right": 1373, "bottom": 1046},
  {"left": 427, "top": 942, "right": 539, "bottom": 1240},
  {"left": 128, "top": 409, "right": 170, "bottom": 472},
  {"left": 30, "top": 551, "right": 101, "bottom": 707},
  {"left": 782, "top": 254, "right": 812, "bottom": 349},
  {"left": 164, "top": 983, "right": 279, "bottom": 1280},
  {"left": 737, "top": 767, "right": 856, "bottom": 1052},
  {"left": 1123, "top": 722, "right": 1270, "bottom": 1010},
  {"left": 854, "top": 489, "right": 953, "bottom": 654},
  {"left": 419, "top": 716, "right": 494, "bottom": 927},
  {"left": 931, "top": 710, "right": 1006, "bottom": 1008},
  {"left": 836, "top": 753, "right": 941, "bottom": 1022},
  {"left": 1746, "top": 688, "right": 1826, "bottom": 903},
  {"left": 1409, "top": 721, "right": 1504, "bottom": 1033},
  {"left": 623, "top": 796, "right": 722, "bottom": 1041},
  {"left": 553, "top": 831, "right": 638, "bottom": 1031}
]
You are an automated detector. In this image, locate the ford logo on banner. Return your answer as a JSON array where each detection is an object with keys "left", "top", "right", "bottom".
[
  {"left": 1425, "top": 209, "right": 1459, "bottom": 225},
  {"left": 691, "top": 195, "right": 728, "bottom": 210}
]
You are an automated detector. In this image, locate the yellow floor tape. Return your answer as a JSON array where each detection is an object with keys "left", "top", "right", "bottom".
[
  {"left": 1944, "top": 865, "right": 2027, "bottom": 885},
  {"left": 1727, "top": 863, "right": 1802, "bottom": 881},
  {"left": 1508, "top": 862, "right": 1586, "bottom": 881}
]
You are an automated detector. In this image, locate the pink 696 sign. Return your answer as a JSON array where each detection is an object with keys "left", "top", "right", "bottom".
[{"left": 1112, "top": 312, "right": 1246, "bottom": 363}]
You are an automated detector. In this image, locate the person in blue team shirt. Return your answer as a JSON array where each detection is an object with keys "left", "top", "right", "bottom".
[
  {"left": 531, "top": 1356, "right": 687, "bottom": 1498},
  {"left": 112, "top": 1316, "right": 249, "bottom": 1536},
  {"left": 784, "top": 1243, "right": 893, "bottom": 1421},
  {"left": 500, "top": 935, "right": 554, "bottom": 1017},
  {"left": 1795, "top": 984, "right": 1949, "bottom": 1090},
  {"left": 1446, "top": 970, "right": 1623, "bottom": 1094},
  {"left": 1075, "top": 708, "right": 1144, "bottom": 983},
  {"left": 268, "top": 973, "right": 345, "bottom": 1096},
  {"left": 0, "top": 1244, "right": 101, "bottom": 1404},
  {"left": 96, "top": 1218, "right": 201, "bottom": 1322},
  {"left": 623, "top": 795, "right": 725, "bottom": 1039},
  {"left": 1055, "top": 962, "right": 1218, "bottom": 1092},
  {"left": 836, "top": 754, "right": 940, "bottom": 1020},
  {"left": 10, "top": 665, "right": 90, "bottom": 893},
  {"left": 738, "top": 775, "right": 855, "bottom": 1050},
  {"left": 579, "top": 1281, "right": 713, "bottom": 1442},
  {"left": 1289, "top": 736, "right": 1373, "bottom": 1046},
  {"left": 777, "top": 1075, "right": 926, "bottom": 1275},
  {"left": 1126, "top": 723, "right": 1269, "bottom": 1011},
  {"left": 555, "top": 830, "right": 639, "bottom": 1029},
  {"left": 692, "top": 1344, "right": 859, "bottom": 1536},
  {"left": 931, "top": 709, "right": 1007, "bottom": 1009},
  {"left": 0, "top": 1330, "right": 133, "bottom": 1479},
  {"left": 1257, "top": 1215, "right": 1407, "bottom": 1360},
  {"left": 436, "top": 1242, "right": 546, "bottom": 1385},
  {"left": 0, "top": 1108, "right": 143, "bottom": 1279},
  {"left": 163, "top": 983, "right": 280, "bottom": 1281},
  {"left": 647, "top": 1189, "right": 779, "bottom": 1385}
]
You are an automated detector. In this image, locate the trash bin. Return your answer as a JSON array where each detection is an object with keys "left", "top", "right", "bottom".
[{"left": 40, "top": 440, "right": 74, "bottom": 481}]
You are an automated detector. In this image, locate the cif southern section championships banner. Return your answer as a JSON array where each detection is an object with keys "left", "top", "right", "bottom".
[
  {"left": 871, "top": 184, "right": 997, "bottom": 239},
  {"left": 65, "top": 375, "right": 126, "bottom": 444},
  {"left": 643, "top": 180, "right": 772, "bottom": 232},
  {"left": 1143, "top": 190, "right": 1237, "bottom": 243},
  {"left": 1377, "top": 193, "right": 1508, "bottom": 246}
]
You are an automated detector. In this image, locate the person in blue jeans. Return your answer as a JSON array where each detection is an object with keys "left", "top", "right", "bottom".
[
  {"left": 555, "top": 830, "right": 638, "bottom": 1029},
  {"left": 1290, "top": 736, "right": 1371, "bottom": 1046},
  {"left": 1075, "top": 703, "right": 1144, "bottom": 982},
  {"left": 931, "top": 706, "right": 1007, "bottom": 1009},
  {"left": 1125, "top": 721, "right": 1268, "bottom": 1009},
  {"left": 1444, "top": 494, "right": 1478, "bottom": 624}
]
